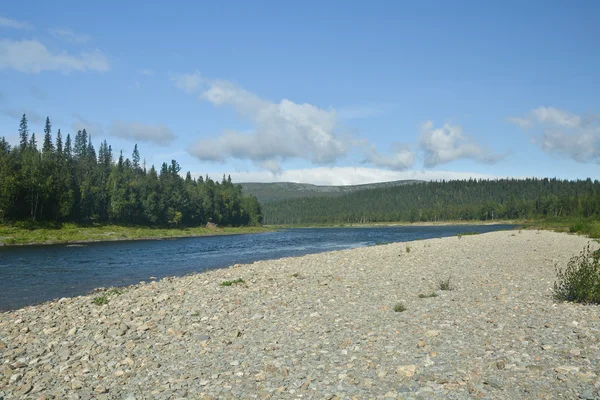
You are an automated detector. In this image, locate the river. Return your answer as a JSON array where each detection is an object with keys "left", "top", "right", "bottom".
[{"left": 0, "top": 224, "right": 516, "bottom": 311}]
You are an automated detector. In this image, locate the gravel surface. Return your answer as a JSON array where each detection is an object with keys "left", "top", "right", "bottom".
[{"left": 1, "top": 230, "right": 599, "bottom": 399}]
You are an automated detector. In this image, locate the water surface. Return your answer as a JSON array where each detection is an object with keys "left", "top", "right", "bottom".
[{"left": 0, "top": 225, "right": 515, "bottom": 311}]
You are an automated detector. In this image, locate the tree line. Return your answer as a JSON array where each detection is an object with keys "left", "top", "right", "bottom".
[
  {"left": 262, "top": 178, "right": 600, "bottom": 224},
  {"left": 0, "top": 114, "right": 263, "bottom": 226}
]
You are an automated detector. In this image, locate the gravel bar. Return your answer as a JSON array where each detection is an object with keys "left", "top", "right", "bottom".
[{"left": 1, "top": 230, "right": 599, "bottom": 399}]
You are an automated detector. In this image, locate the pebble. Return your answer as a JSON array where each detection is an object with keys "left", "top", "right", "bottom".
[{"left": 0, "top": 230, "right": 598, "bottom": 399}]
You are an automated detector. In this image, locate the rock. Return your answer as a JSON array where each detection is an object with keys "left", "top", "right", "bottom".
[
  {"left": 71, "top": 379, "right": 84, "bottom": 389},
  {"left": 95, "top": 385, "right": 108, "bottom": 394},
  {"left": 579, "top": 389, "right": 596, "bottom": 399},
  {"left": 9, "top": 373, "right": 23, "bottom": 384},
  {"left": 496, "top": 360, "right": 505, "bottom": 370},
  {"left": 17, "top": 383, "right": 33, "bottom": 395},
  {"left": 484, "top": 379, "right": 503, "bottom": 389},
  {"left": 395, "top": 365, "right": 417, "bottom": 377},
  {"left": 425, "top": 330, "right": 440, "bottom": 338}
]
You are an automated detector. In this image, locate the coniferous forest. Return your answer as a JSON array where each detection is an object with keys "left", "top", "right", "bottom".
[
  {"left": 0, "top": 115, "right": 263, "bottom": 226},
  {"left": 261, "top": 178, "right": 600, "bottom": 225}
]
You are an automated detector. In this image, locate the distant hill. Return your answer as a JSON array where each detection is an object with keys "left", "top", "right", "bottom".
[{"left": 240, "top": 180, "right": 422, "bottom": 204}]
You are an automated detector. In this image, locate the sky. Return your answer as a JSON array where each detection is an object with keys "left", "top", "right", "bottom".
[{"left": 0, "top": 1, "right": 599, "bottom": 185}]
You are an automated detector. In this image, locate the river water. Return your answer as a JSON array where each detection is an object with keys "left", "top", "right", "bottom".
[{"left": 0, "top": 224, "right": 516, "bottom": 311}]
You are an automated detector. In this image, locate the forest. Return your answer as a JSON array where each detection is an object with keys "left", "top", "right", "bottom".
[
  {"left": 262, "top": 178, "right": 600, "bottom": 225},
  {"left": 0, "top": 115, "right": 263, "bottom": 227}
]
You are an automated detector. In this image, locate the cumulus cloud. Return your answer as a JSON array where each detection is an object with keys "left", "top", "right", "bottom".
[
  {"left": 49, "top": 28, "right": 93, "bottom": 44},
  {"left": 419, "top": 121, "right": 502, "bottom": 167},
  {"left": 109, "top": 120, "right": 176, "bottom": 145},
  {"left": 0, "top": 39, "right": 110, "bottom": 73},
  {"left": 195, "top": 167, "right": 506, "bottom": 186},
  {"left": 507, "top": 106, "right": 600, "bottom": 163},
  {"left": 0, "top": 16, "right": 33, "bottom": 30},
  {"left": 363, "top": 144, "right": 415, "bottom": 170},
  {"left": 177, "top": 75, "right": 349, "bottom": 173}
]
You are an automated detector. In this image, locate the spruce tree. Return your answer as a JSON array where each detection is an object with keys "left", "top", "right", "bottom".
[
  {"left": 19, "top": 114, "right": 29, "bottom": 151},
  {"left": 42, "top": 117, "right": 54, "bottom": 159}
]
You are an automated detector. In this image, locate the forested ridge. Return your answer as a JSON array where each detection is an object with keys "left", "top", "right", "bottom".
[
  {"left": 262, "top": 178, "right": 600, "bottom": 225},
  {"left": 0, "top": 115, "right": 263, "bottom": 226}
]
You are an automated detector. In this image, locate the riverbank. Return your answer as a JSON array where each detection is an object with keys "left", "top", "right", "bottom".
[
  {"left": 1, "top": 230, "right": 599, "bottom": 399},
  {"left": 268, "top": 220, "right": 525, "bottom": 229},
  {"left": 0, "top": 224, "right": 274, "bottom": 246}
]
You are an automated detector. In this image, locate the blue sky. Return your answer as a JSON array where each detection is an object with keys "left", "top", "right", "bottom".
[{"left": 1, "top": 1, "right": 599, "bottom": 184}]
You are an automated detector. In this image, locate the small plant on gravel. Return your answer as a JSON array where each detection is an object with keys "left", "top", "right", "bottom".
[
  {"left": 220, "top": 278, "right": 245, "bottom": 287},
  {"left": 418, "top": 292, "right": 438, "bottom": 298},
  {"left": 394, "top": 303, "right": 407, "bottom": 312},
  {"left": 457, "top": 232, "right": 479, "bottom": 239},
  {"left": 107, "top": 288, "right": 123, "bottom": 296},
  {"left": 406, "top": 246, "right": 411, "bottom": 253},
  {"left": 554, "top": 244, "right": 600, "bottom": 304},
  {"left": 92, "top": 295, "right": 109, "bottom": 305},
  {"left": 438, "top": 277, "right": 453, "bottom": 291},
  {"left": 375, "top": 242, "right": 389, "bottom": 246},
  {"left": 291, "top": 272, "right": 300, "bottom": 278}
]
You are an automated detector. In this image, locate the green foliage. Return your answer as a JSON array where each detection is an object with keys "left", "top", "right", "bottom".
[
  {"left": 405, "top": 246, "right": 411, "bottom": 253},
  {"left": 418, "top": 292, "right": 438, "bottom": 298},
  {"left": 92, "top": 295, "right": 108, "bottom": 305},
  {"left": 438, "top": 277, "right": 453, "bottom": 291},
  {"left": 291, "top": 272, "right": 300, "bottom": 278},
  {"left": 457, "top": 232, "right": 480, "bottom": 239},
  {"left": 260, "top": 178, "right": 600, "bottom": 225},
  {"left": 220, "top": 278, "right": 245, "bottom": 286},
  {"left": 0, "top": 115, "right": 262, "bottom": 227},
  {"left": 554, "top": 245, "right": 600, "bottom": 303},
  {"left": 393, "top": 303, "right": 407, "bottom": 312}
]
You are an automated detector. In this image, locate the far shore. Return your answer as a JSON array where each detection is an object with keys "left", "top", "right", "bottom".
[
  {"left": 266, "top": 220, "right": 525, "bottom": 229},
  {"left": 0, "top": 224, "right": 275, "bottom": 247}
]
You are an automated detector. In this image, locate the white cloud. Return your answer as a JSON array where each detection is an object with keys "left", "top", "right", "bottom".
[
  {"left": 195, "top": 167, "right": 505, "bottom": 186},
  {"left": 49, "top": 28, "right": 93, "bottom": 44},
  {"left": 363, "top": 143, "right": 415, "bottom": 170},
  {"left": 109, "top": 120, "right": 176, "bottom": 145},
  {"left": 71, "top": 114, "right": 104, "bottom": 137},
  {"left": 0, "top": 16, "right": 33, "bottom": 30},
  {"left": 0, "top": 39, "right": 110, "bottom": 73},
  {"left": 508, "top": 106, "right": 600, "bottom": 162},
  {"left": 178, "top": 75, "right": 349, "bottom": 173},
  {"left": 171, "top": 71, "right": 202, "bottom": 93},
  {"left": 419, "top": 121, "right": 502, "bottom": 167}
]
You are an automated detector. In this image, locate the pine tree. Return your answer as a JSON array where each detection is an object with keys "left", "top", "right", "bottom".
[{"left": 132, "top": 144, "right": 140, "bottom": 171}]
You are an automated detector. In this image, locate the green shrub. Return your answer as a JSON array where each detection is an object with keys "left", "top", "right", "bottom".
[
  {"left": 220, "top": 278, "right": 245, "bottom": 287},
  {"left": 554, "top": 245, "right": 600, "bottom": 303},
  {"left": 418, "top": 292, "right": 438, "bottom": 298},
  {"left": 405, "top": 246, "right": 411, "bottom": 253},
  {"left": 393, "top": 303, "right": 407, "bottom": 312},
  {"left": 92, "top": 295, "right": 108, "bottom": 305},
  {"left": 438, "top": 277, "right": 453, "bottom": 291}
]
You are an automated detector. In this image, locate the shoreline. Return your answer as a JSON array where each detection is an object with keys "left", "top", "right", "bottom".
[
  {"left": 0, "top": 225, "right": 275, "bottom": 247},
  {"left": 267, "top": 220, "right": 525, "bottom": 229},
  {"left": 1, "top": 230, "right": 599, "bottom": 398}
]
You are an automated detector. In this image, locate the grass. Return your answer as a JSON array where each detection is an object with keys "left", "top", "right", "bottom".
[
  {"left": 418, "top": 292, "right": 438, "bottom": 298},
  {"left": 91, "top": 286, "right": 126, "bottom": 306},
  {"left": 291, "top": 272, "right": 300, "bottom": 278},
  {"left": 220, "top": 278, "right": 245, "bottom": 287},
  {"left": 438, "top": 277, "right": 453, "bottom": 291},
  {"left": 393, "top": 303, "right": 407, "bottom": 312},
  {"left": 457, "top": 231, "right": 480, "bottom": 239},
  {"left": 405, "top": 246, "right": 411, "bottom": 253},
  {"left": 522, "top": 218, "right": 600, "bottom": 240},
  {"left": 0, "top": 222, "right": 274, "bottom": 246}
]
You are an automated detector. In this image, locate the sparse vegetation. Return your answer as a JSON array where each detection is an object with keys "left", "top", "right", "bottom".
[
  {"left": 418, "top": 292, "right": 438, "bottom": 298},
  {"left": 220, "top": 278, "right": 245, "bottom": 287},
  {"left": 457, "top": 232, "right": 480, "bottom": 239},
  {"left": 438, "top": 277, "right": 453, "bottom": 291},
  {"left": 374, "top": 241, "right": 389, "bottom": 246},
  {"left": 394, "top": 303, "right": 407, "bottom": 312},
  {"left": 554, "top": 244, "right": 600, "bottom": 303},
  {"left": 406, "top": 246, "right": 411, "bottom": 253},
  {"left": 92, "top": 295, "right": 109, "bottom": 305},
  {"left": 291, "top": 272, "right": 300, "bottom": 278}
]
